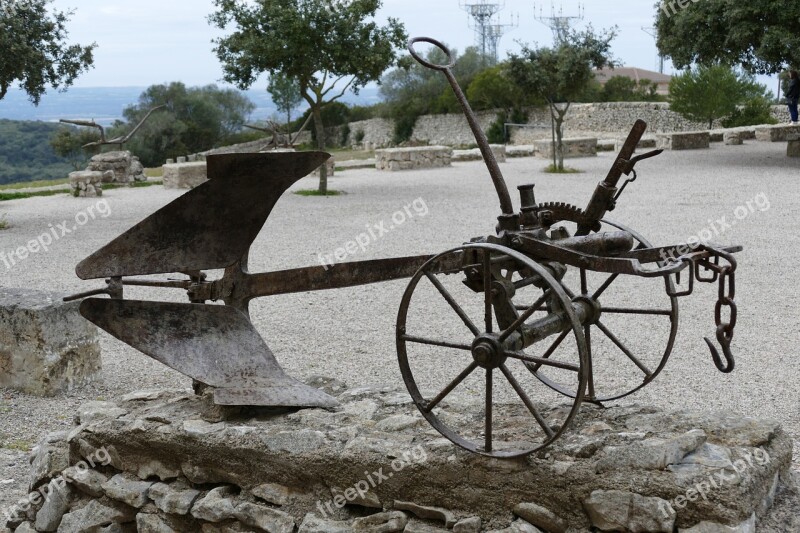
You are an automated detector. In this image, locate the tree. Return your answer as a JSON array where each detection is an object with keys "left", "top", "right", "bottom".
[
  {"left": 209, "top": 0, "right": 407, "bottom": 194},
  {"left": 669, "top": 65, "right": 770, "bottom": 129},
  {"left": 268, "top": 73, "right": 304, "bottom": 125},
  {"left": 508, "top": 27, "right": 616, "bottom": 171},
  {"left": 380, "top": 45, "right": 487, "bottom": 144},
  {"left": 49, "top": 126, "right": 100, "bottom": 170},
  {"left": 599, "top": 76, "right": 662, "bottom": 102},
  {"left": 113, "top": 82, "right": 255, "bottom": 167},
  {"left": 656, "top": 0, "right": 800, "bottom": 74},
  {"left": 0, "top": 0, "right": 95, "bottom": 104}
]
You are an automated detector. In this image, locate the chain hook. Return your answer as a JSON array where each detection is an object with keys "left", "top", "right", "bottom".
[{"left": 705, "top": 324, "right": 735, "bottom": 373}]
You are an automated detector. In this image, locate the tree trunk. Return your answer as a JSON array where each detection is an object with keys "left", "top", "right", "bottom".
[
  {"left": 554, "top": 106, "right": 566, "bottom": 171},
  {"left": 312, "top": 106, "right": 327, "bottom": 194},
  {"left": 550, "top": 107, "right": 557, "bottom": 170}
]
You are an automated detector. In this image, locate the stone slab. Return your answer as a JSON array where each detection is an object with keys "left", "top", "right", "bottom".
[
  {"left": 656, "top": 132, "right": 711, "bottom": 151},
  {"left": 788, "top": 138, "right": 800, "bottom": 158},
  {"left": 0, "top": 288, "right": 100, "bottom": 395},
  {"left": 533, "top": 137, "right": 597, "bottom": 159},
  {"left": 755, "top": 125, "right": 800, "bottom": 142},
  {"left": 451, "top": 145, "right": 507, "bottom": 163},
  {"left": 375, "top": 146, "right": 452, "bottom": 171},
  {"left": 68, "top": 171, "right": 106, "bottom": 198},
  {"left": 12, "top": 385, "right": 793, "bottom": 532},
  {"left": 162, "top": 162, "right": 209, "bottom": 189}
]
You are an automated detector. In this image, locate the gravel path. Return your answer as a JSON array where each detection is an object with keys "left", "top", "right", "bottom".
[{"left": 0, "top": 142, "right": 798, "bottom": 517}]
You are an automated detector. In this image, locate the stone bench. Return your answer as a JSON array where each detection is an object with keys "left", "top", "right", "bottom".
[
  {"left": 0, "top": 288, "right": 101, "bottom": 395},
  {"left": 788, "top": 135, "right": 800, "bottom": 157},
  {"left": 506, "top": 145, "right": 534, "bottom": 158},
  {"left": 755, "top": 124, "right": 800, "bottom": 142},
  {"left": 69, "top": 171, "right": 109, "bottom": 198},
  {"left": 533, "top": 137, "right": 597, "bottom": 159},
  {"left": 162, "top": 162, "right": 208, "bottom": 189},
  {"left": 656, "top": 131, "right": 710, "bottom": 150},
  {"left": 724, "top": 131, "right": 744, "bottom": 146},
  {"left": 451, "top": 144, "right": 506, "bottom": 163},
  {"left": 375, "top": 146, "right": 452, "bottom": 171}
]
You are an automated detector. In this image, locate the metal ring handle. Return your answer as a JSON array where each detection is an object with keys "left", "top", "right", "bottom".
[{"left": 408, "top": 37, "right": 456, "bottom": 72}]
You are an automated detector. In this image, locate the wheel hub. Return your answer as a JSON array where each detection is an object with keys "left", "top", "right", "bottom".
[
  {"left": 573, "top": 295, "right": 602, "bottom": 325},
  {"left": 471, "top": 335, "right": 507, "bottom": 369}
]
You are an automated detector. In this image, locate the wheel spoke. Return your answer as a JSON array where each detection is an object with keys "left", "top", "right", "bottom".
[
  {"left": 424, "top": 361, "right": 479, "bottom": 412},
  {"left": 530, "top": 329, "right": 570, "bottom": 372},
  {"left": 505, "top": 351, "right": 579, "bottom": 372},
  {"left": 485, "top": 368, "right": 493, "bottom": 452},
  {"left": 585, "top": 325, "right": 595, "bottom": 399},
  {"left": 500, "top": 364, "right": 554, "bottom": 438},
  {"left": 596, "top": 320, "right": 653, "bottom": 377},
  {"left": 592, "top": 273, "right": 619, "bottom": 300},
  {"left": 401, "top": 335, "right": 473, "bottom": 352},
  {"left": 424, "top": 270, "right": 480, "bottom": 336},
  {"left": 483, "top": 250, "right": 493, "bottom": 333},
  {"left": 498, "top": 290, "right": 552, "bottom": 343},
  {"left": 602, "top": 307, "right": 673, "bottom": 316},
  {"left": 580, "top": 268, "right": 588, "bottom": 295}
]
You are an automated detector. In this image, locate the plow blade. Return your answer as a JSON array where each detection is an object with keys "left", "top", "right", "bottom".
[
  {"left": 76, "top": 151, "right": 330, "bottom": 280},
  {"left": 79, "top": 298, "right": 338, "bottom": 408}
]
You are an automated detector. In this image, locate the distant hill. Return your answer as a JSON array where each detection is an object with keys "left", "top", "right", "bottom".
[
  {"left": 0, "top": 86, "right": 382, "bottom": 126},
  {"left": 0, "top": 120, "right": 73, "bottom": 185}
]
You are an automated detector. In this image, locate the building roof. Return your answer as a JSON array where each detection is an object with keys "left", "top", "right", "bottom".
[{"left": 594, "top": 67, "right": 673, "bottom": 85}]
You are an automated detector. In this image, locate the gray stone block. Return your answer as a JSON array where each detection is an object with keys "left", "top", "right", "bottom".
[
  {"left": 0, "top": 288, "right": 101, "bottom": 395},
  {"left": 162, "top": 162, "right": 208, "bottom": 189},
  {"left": 657, "top": 132, "right": 711, "bottom": 150},
  {"left": 533, "top": 138, "right": 598, "bottom": 159}
]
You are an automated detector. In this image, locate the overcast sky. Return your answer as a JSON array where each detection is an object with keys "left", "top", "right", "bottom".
[{"left": 49, "top": 0, "right": 779, "bottom": 92}]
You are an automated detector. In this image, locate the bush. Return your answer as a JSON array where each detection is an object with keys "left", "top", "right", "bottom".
[{"left": 721, "top": 96, "right": 779, "bottom": 128}]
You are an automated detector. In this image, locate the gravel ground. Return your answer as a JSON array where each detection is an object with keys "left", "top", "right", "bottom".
[{"left": 0, "top": 142, "right": 798, "bottom": 520}]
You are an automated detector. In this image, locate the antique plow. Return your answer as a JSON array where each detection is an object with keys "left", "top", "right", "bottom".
[{"left": 67, "top": 37, "right": 741, "bottom": 458}]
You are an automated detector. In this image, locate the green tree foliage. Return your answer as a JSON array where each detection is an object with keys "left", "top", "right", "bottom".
[
  {"left": 599, "top": 76, "right": 662, "bottom": 102},
  {"left": 380, "top": 46, "right": 488, "bottom": 144},
  {"left": 0, "top": 0, "right": 95, "bottom": 104},
  {"left": 721, "top": 96, "right": 778, "bottom": 128},
  {"left": 268, "top": 73, "right": 304, "bottom": 125},
  {"left": 466, "top": 65, "right": 534, "bottom": 143},
  {"left": 656, "top": 0, "right": 800, "bottom": 74},
  {"left": 209, "top": 0, "right": 407, "bottom": 194},
  {"left": 49, "top": 126, "right": 100, "bottom": 170},
  {"left": 669, "top": 65, "right": 771, "bottom": 128},
  {"left": 0, "top": 120, "right": 74, "bottom": 185},
  {"left": 508, "top": 27, "right": 616, "bottom": 170},
  {"left": 113, "top": 82, "right": 255, "bottom": 167}
]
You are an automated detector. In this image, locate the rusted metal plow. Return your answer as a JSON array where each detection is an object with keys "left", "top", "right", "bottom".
[{"left": 67, "top": 37, "right": 741, "bottom": 458}]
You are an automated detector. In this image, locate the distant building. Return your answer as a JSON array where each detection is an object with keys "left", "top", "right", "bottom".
[{"left": 594, "top": 67, "right": 673, "bottom": 96}]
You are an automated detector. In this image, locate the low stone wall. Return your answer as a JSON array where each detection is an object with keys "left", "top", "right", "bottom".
[
  {"left": 657, "top": 132, "right": 711, "bottom": 151},
  {"left": 533, "top": 137, "right": 598, "bottom": 159},
  {"left": 6, "top": 383, "right": 795, "bottom": 532},
  {"left": 0, "top": 288, "right": 100, "bottom": 396},
  {"left": 451, "top": 145, "right": 506, "bottom": 163},
  {"left": 375, "top": 146, "right": 452, "bottom": 171}
]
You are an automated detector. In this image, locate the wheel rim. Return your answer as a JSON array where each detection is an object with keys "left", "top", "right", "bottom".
[
  {"left": 527, "top": 220, "right": 679, "bottom": 402},
  {"left": 397, "top": 243, "right": 588, "bottom": 458}
]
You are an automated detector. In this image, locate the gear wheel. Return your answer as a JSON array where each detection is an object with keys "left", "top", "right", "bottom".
[{"left": 537, "top": 202, "right": 602, "bottom": 233}]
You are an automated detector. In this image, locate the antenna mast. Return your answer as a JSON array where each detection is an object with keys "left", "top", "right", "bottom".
[{"left": 533, "top": 1, "right": 584, "bottom": 44}]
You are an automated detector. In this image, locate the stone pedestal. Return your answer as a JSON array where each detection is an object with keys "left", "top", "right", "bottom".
[
  {"left": 0, "top": 288, "right": 101, "bottom": 396},
  {"left": 162, "top": 162, "right": 209, "bottom": 189},
  {"left": 8, "top": 384, "right": 794, "bottom": 532},
  {"left": 68, "top": 171, "right": 107, "bottom": 198},
  {"left": 376, "top": 147, "right": 453, "bottom": 171},
  {"left": 534, "top": 138, "right": 597, "bottom": 159},
  {"left": 724, "top": 132, "right": 744, "bottom": 146},
  {"left": 452, "top": 145, "right": 507, "bottom": 163},
  {"left": 87, "top": 151, "right": 146, "bottom": 184},
  {"left": 788, "top": 136, "right": 800, "bottom": 158},
  {"left": 656, "top": 132, "right": 711, "bottom": 151}
]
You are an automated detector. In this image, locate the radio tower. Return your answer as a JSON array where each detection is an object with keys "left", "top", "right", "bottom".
[
  {"left": 460, "top": 0, "right": 505, "bottom": 63},
  {"left": 642, "top": 26, "right": 665, "bottom": 74},
  {"left": 534, "top": 1, "right": 585, "bottom": 44},
  {"left": 486, "top": 14, "right": 519, "bottom": 63}
]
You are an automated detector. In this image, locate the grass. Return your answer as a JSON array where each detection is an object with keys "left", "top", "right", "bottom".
[
  {"left": 294, "top": 189, "right": 343, "bottom": 197},
  {"left": 0, "top": 190, "right": 67, "bottom": 202},
  {"left": 2, "top": 440, "right": 33, "bottom": 452},
  {"left": 144, "top": 168, "right": 163, "bottom": 178},
  {"left": 0, "top": 178, "right": 69, "bottom": 190},
  {"left": 543, "top": 164, "right": 583, "bottom": 174},
  {"left": 0, "top": 215, "right": 7, "bottom": 230}
]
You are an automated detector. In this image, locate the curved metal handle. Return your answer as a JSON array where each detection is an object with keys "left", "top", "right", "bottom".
[
  {"left": 705, "top": 326, "right": 735, "bottom": 373},
  {"left": 407, "top": 36, "right": 515, "bottom": 217},
  {"left": 408, "top": 37, "right": 456, "bottom": 71}
]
